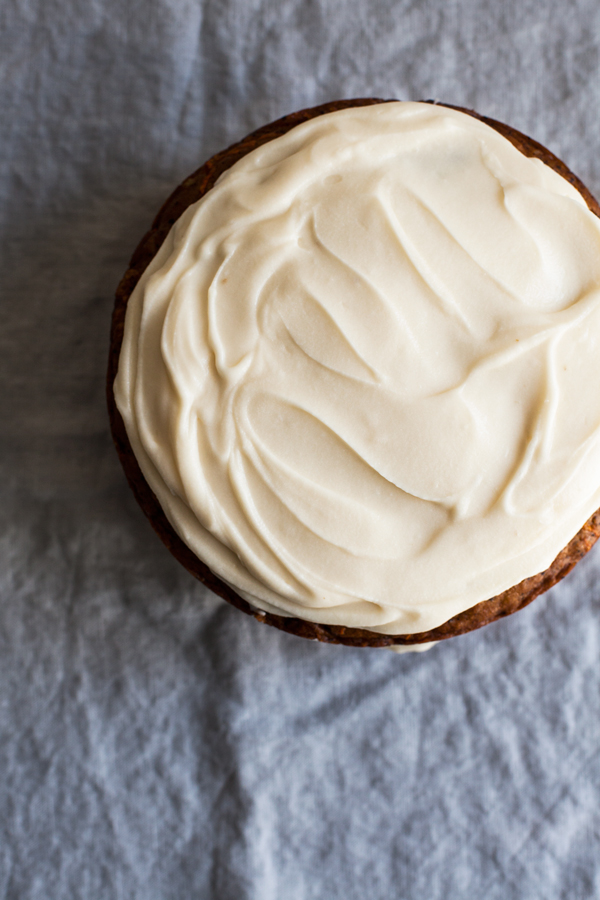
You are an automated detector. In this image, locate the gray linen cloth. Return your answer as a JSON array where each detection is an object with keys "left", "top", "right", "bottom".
[{"left": 2, "top": 0, "right": 600, "bottom": 897}]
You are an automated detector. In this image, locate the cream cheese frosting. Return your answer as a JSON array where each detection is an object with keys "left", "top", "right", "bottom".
[{"left": 115, "top": 101, "right": 600, "bottom": 635}]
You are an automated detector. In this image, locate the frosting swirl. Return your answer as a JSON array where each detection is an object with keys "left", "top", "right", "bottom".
[{"left": 115, "top": 102, "right": 600, "bottom": 635}]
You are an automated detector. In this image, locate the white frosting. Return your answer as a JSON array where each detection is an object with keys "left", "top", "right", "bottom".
[
  {"left": 115, "top": 101, "right": 600, "bottom": 636},
  {"left": 387, "top": 641, "right": 438, "bottom": 655}
]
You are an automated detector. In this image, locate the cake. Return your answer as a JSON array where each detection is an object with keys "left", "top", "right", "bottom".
[{"left": 107, "top": 99, "right": 600, "bottom": 649}]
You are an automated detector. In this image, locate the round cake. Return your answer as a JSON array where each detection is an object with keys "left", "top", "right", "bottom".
[{"left": 108, "top": 99, "right": 600, "bottom": 648}]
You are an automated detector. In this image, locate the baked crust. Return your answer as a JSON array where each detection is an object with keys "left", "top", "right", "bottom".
[{"left": 107, "top": 98, "right": 600, "bottom": 647}]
